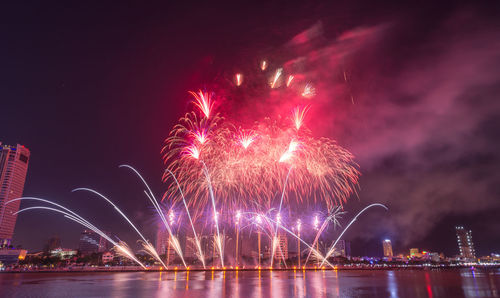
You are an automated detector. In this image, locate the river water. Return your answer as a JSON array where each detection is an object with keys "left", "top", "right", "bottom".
[{"left": 1, "top": 268, "right": 499, "bottom": 297}]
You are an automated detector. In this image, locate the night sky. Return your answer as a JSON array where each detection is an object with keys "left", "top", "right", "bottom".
[{"left": 2, "top": 1, "right": 499, "bottom": 257}]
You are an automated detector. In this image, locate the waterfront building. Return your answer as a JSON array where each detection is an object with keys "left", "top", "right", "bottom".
[
  {"left": 0, "top": 143, "right": 30, "bottom": 247},
  {"left": 78, "top": 230, "right": 106, "bottom": 255},
  {"left": 383, "top": 239, "right": 393, "bottom": 259},
  {"left": 410, "top": 248, "right": 420, "bottom": 258},
  {"left": 455, "top": 226, "right": 476, "bottom": 260},
  {"left": 0, "top": 248, "right": 27, "bottom": 266},
  {"left": 424, "top": 252, "right": 441, "bottom": 262},
  {"left": 102, "top": 251, "right": 114, "bottom": 263},
  {"left": 50, "top": 248, "right": 77, "bottom": 260}
]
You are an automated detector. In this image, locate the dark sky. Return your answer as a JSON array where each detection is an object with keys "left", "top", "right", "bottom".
[{"left": 1, "top": 1, "right": 499, "bottom": 257}]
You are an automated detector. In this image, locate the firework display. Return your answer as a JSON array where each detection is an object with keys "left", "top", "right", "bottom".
[
  {"left": 7, "top": 60, "right": 388, "bottom": 271},
  {"left": 162, "top": 63, "right": 360, "bottom": 218}
]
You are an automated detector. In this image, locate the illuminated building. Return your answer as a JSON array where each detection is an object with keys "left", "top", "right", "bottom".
[
  {"left": 409, "top": 248, "right": 421, "bottom": 258},
  {"left": 78, "top": 230, "right": 106, "bottom": 255},
  {"left": 455, "top": 226, "right": 475, "bottom": 260},
  {"left": 273, "top": 233, "right": 288, "bottom": 261},
  {"left": 155, "top": 227, "right": 168, "bottom": 255},
  {"left": 0, "top": 248, "right": 27, "bottom": 266},
  {"left": 333, "top": 240, "right": 351, "bottom": 258},
  {"left": 185, "top": 236, "right": 199, "bottom": 259},
  {"left": 156, "top": 227, "right": 175, "bottom": 261},
  {"left": 50, "top": 248, "right": 77, "bottom": 260},
  {"left": 383, "top": 239, "right": 393, "bottom": 259},
  {"left": 0, "top": 143, "right": 30, "bottom": 247},
  {"left": 425, "top": 252, "right": 440, "bottom": 262}
]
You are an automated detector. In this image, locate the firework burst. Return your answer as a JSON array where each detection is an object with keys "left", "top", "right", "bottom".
[
  {"left": 188, "top": 90, "right": 214, "bottom": 119},
  {"left": 162, "top": 67, "right": 360, "bottom": 218}
]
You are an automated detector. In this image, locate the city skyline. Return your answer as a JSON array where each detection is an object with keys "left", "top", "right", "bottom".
[
  {"left": 1, "top": 0, "right": 499, "bottom": 259},
  {"left": 1, "top": 2, "right": 499, "bottom": 297}
]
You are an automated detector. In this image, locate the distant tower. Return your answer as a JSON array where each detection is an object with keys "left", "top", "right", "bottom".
[
  {"left": 273, "top": 233, "right": 288, "bottom": 262},
  {"left": 334, "top": 240, "right": 351, "bottom": 258},
  {"left": 155, "top": 226, "right": 168, "bottom": 255},
  {"left": 455, "top": 226, "right": 475, "bottom": 260},
  {"left": 0, "top": 143, "right": 30, "bottom": 247},
  {"left": 383, "top": 239, "right": 393, "bottom": 259},
  {"left": 156, "top": 226, "right": 175, "bottom": 262}
]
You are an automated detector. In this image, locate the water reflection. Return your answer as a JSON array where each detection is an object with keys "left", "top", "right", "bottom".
[
  {"left": 0, "top": 269, "right": 499, "bottom": 297},
  {"left": 424, "top": 272, "right": 433, "bottom": 298},
  {"left": 387, "top": 270, "right": 398, "bottom": 297},
  {"left": 460, "top": 268, "right": 499, "bottom": 297}
]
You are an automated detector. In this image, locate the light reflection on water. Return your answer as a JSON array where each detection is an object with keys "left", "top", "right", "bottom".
[{"left": 0, "top": 269, "right": 499, "bottom": 297}]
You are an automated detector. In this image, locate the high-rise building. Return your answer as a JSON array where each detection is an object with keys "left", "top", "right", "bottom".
[
  {"left": 155, "top": 227, "right": 168, "bottom": 255},
  {"left": 78, "top": 230, "right": 107, "bottom": 255},
  {"left": 273, "top": 233, "right": 288, "bottom": 261},
  {"left": 332, "top": 240, "right": 351, "bottom": 258},
  {"left": 383, "top": 239, "right": 393, "bottom": 258},
  {"left": 156, "top": 227, "right": 175, "bottom": 262},
  {"left": 0, "top": 143, "right": 30, "bottom": 247},
  {"left": 455, "top": 226, "right": 475, "bottom": 260}
]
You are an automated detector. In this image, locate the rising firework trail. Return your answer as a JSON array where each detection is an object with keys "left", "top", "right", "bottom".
[
  {"left": 71, "top": 188, "right": 167, "bottom": 268},
  {"left": 270, "top": 166, "right": 293, "bottom": 268},
  {"left": 165, "top": 169, "right": 206, "bottom": 268},
  {"left": 320, "top": 203, "right": 389, "bottom": 267},
  {"left": 7, "top": 198, "right": 146, "bottom": 268},
  {"left": 247, "top": 211, "right": 335, "bottom": 269},
  {"left": 119, "top": 164, "right": 187, "bottom": 268},
  {"left": 201, "top": 160, "right": 225, "bottom": 267},
  {"left": 304, "top": 207, "right": 345, "bottom": 266}
]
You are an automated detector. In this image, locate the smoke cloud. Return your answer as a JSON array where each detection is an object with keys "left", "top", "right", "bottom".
[{"left": 280, "top": 10, "right": 500, "bottom": 245}]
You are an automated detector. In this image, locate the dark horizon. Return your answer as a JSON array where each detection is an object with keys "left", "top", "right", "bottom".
[{"left": 1, "top": 1, "right": 500, "bottom": 257}]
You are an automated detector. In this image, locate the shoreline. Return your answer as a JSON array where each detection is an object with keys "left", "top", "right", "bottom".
[{"left": 2, "top": 264, "right": 498, "bottom": 273}]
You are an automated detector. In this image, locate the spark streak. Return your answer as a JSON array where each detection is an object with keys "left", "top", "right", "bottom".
[
  {"left": 261, "top": 60, "right": 267, "bottom": 71},
  {"left": 270, "top": 68, "right": 283, "bottom": 88},
  {"left": 292, "top": 105, "right": 310, "bottom": 130},
  {"left": 279, "top": 140, "right": 299, "bottom": 163},
  {"left": 235, "top": 73, "right": 243, "bottom": 86},
  {"left": 8, "top": 199, "right": 146, "bottom": 269},
  {"left": 320, "top": 204, "right": 388, "bottom": 267},
  {"left": 238, "top": 130, "right": 256, "bottom": 149},
  {"left": 189, "top": 90, "right": 214, "bottom": 119},
  {"left": 72, "top": 187, "right": 167, "bottom": 268},
  {"left": 302, "top": 83, "right": 315, "bottom": 98}
]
